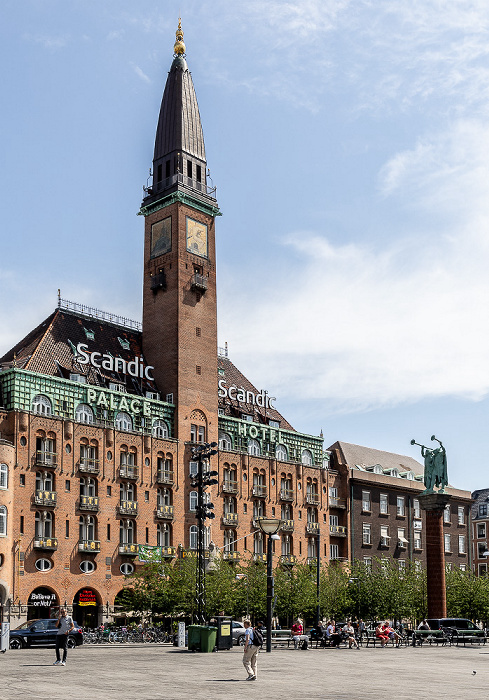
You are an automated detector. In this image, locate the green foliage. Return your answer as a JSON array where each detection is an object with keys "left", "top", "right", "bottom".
[{"left": 446, "top": 568, "right": 489, "bottom": 622}]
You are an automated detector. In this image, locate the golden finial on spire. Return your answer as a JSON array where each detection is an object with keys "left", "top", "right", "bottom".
[{"left": 174, "top": 18, "right": 186, "bottom": 55}]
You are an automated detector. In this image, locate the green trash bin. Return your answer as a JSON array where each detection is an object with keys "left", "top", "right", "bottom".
[
  {"left": 188, "top": 625, "right": 203, "bottom": 651},
  {"left": 200, "top": 626, "right": 217, "bottom": 653}
]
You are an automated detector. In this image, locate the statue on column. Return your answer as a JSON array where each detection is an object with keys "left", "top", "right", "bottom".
[{"left": 410, "top": 435, "right": 448, "bottom": 494}]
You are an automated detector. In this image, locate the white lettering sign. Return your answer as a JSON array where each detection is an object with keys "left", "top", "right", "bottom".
[
  {"left": 218, "top": 380, "right": 276, "bottom": 409},
  {"left": 75, "top": 343, "right": 155, "bottom": 381},
  {"left": 86, "top": 387, "right": 152, "bottom": 416}
]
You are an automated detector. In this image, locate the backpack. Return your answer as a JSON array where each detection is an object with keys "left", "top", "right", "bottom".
[
  {"left": 252, "top": 627, "right": 264, "bottom": 647},
  {"left": 301, "top": 637, "right": 308, "bottom": 650}
]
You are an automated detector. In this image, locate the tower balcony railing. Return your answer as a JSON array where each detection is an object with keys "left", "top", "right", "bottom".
[
  {"left": 191, "top": 273, "right": 208, "bottom": 293},
  {"left": 156, "top": 505, "right": 174, "bottom": 520},
  {"left": 144, "top": 172, "right": 217, "bottom": 198},
  {"left": 252, "top": 485, "right": 267, "bottom": 498},
  {"left": 35, "top": 451, "right": 57, "bottom": 468},
  {"left": 279, "top": 489, "right": 294, "bottom": 502},
  {"left": 79, "top": 495, "right": 100, "bottom": 512},
  {"left": 306, "top": 522, "right": 320, "bottom": 535},
  {"left": 78, "top": 458, "right": 100, "bottom": 475},
  {"left": 329, "top": 525, "right": 347, "bottom": 537},
  {"left": 117, "top": 500, "right": 138, "bottom": 516},
  {"left": 222, "top": 512, "right": 238, "bottom": 527},
  {"left": 78, "top": 539, "right": 101, "bottom": 553},
  {"left": 221, "top": 480, "right": 238, "bottom": 494}
]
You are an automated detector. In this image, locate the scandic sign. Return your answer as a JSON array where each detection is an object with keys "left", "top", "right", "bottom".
[
  {"left": 218, "top": 380, "right": 276, "bottom": 409},
  {"left": 75, "top": 343, "right": 155, "bottom": 380}
]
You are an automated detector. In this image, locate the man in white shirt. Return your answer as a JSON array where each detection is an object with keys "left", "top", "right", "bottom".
[
  {"left": 53, "top": 608, "right": 75, "bottom": 666},
  {"left": 242, "top": 619, "right": 257, "bottom": 681}
]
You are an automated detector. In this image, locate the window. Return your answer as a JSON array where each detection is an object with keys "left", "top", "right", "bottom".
[
  {"left": 458, "top": 535, "right": 466, "bottom": 554},
  {"left": 65, "top": 520, "right": 69, "bottom": 538},
  {"left": 32, "top": 394, "right": 52, "bottom": 416},
  {"left": 20, "top": 515, "right": 24, "bottom": 534},
  {"left": 223, "top": 530, "right": 236, "bottom": 553},
  {"left": 275, "top": 444, "right": 288, "bottom": 461},
  {"left": 65, "top": 480, "right": 70, "bottom": 492},
  {"left": 36, "top": 437, "right": 56, "bottom": 465},
  {"left": 157, "top": 488, "right": 172, "bottom": 507},
  {"left": 444, "top": 533, "right": 451, "bottom": 553},
  {"left": 362, "top": 523, "right": 371, "bottom": 545},
  {"left": 269, "top": 420, "right": 280, "bottom": 428},
  {"left": 477, "top": 523, "right": 486, "bottom": 539},
  {"left": 281, "top": 535, "right": 292, "bottom": 556},
  {"left": 479, "top": 563, "right": 488, "bottom": 576},
  {"left": 75, "top": 403, "right": 94, "bottom": 424},
  {"left": 479, "top": 503, "right": 488, "bottom": 517},
  {"left": 380, "top": 525, "right": 390, "bottom": 547},
  {"left": 478, "top": 542, "right": 488, "bottom": 558},
  {"left": 79, "top": 515, "right": 96, "bottom": 541},
  {"left": 107, "top": 485, "right": 112, "bottom": 497},
  {"left": 413, "top": 498, "right": 421, "bottom": 518},
  {"left": 414, "top": 560, "right": 422, "bottom": 573},
  {"left": 219, "top": 432, "right": 232, "bottom": 450},
  {"left": 330, "top": 544, "right": 339, "bottom": 559},
  {"left": 20, "top": 474, "right": 25, "bottom": 486},
  {"left": 0, "top": 506, "right": 6, "bottom": 536},
  {"left": 329, "top": 514, "right": 338, "bottom": 528},
  {"left": 107, "top": 523, "right": 111, "bottom": 540},
  {"left": 35, "top": 558, "right": 52, "bottom": 572},
  {"left": 362, "top": 491, "right": 371, "bottom": 512},
  {"left": 254, "top": 531, "right": 264, "bottom": 554},
  {"left": 189, "top": 461, "right": 198, "bottom": 476},
  {"left": 115, "top": 412, "right": 133, "bottom": 431},
  {"left": 80, "top": 477, "right": 96, "bottom": 497},
  {"left": 120, "top": 519, "right": 135, "bottom": 544},
  {"left": 458, "top": 506, "right": 465, "bottom": 525},
  {"left": 398, "top": 528, "right": 407, "bottom": 548},
  {"left": 396, "top": 496, "right": 405, "bottom": 516},
  {"left": 36, "top": 470, "right": 54, "bottom": 491},
  {"left": 80, "top": 560, "right": 96, "bottom": 574},
  {"left": 242, "top": 414, "right": 253, "bottom": 422},
  {"left": 253, "top": 500, "right": 264, "bottom": 518},
  {"left": 398, "top": 560, "right": 406, "bottom": 572},
  {"left": 414, "top": 532, "right": 422, "bottom": 550},
  {"left": 189, "top": 525, "right": 198, "bottom": 549},
  {"left": 444, "top": 505, "right": 451, "bottom": 523},
  {"left": 301, "top": 450, "right": 313, "bottom": 466},
  {"left": 35, "top": 510, "right": 53, "bottom": 538},
  {"left": 459, "top": 564, "right": 467, "bottom": 572},
  {"left": 248, "top": 439, "right": 261, "bottom": 456},
  {"left": 0, "top": 464, "right": 8, "bottom": 489},
  {"left": 157, "top": 523, "right": 171, "bottom": 547},
  {"left": 120, "top": 563, "right": 134, "bottom": 575},
  {"left": 380, "top": 494, "right": 388, "bottom": 514},
  {"left": 363, "top": 557, "right": 372, "bottom": 571},
  {"left": 189, "top": 491, "right": 198, "bottom": 511},
  {"left": 329, "top": 487, "right": 338, "bottom": 499},
  {"left": 153, "top": 420, "right": 169, "bottom": 439}
]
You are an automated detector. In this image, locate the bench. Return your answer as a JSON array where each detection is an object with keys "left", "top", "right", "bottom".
[
  {"left": 363, "top": 629, "right": 407, "bottom": 647},
  {"left": 411, "top": 629, "right": 448, "bottom": 646}
]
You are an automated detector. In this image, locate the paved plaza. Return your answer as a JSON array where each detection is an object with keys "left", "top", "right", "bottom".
[{"left": 1, "top": 642, "right": 488, "bottom": 700}]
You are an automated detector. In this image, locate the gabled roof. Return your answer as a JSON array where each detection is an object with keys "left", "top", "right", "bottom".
[
  {"left": 218, "top": 355, "right": 295, "bottom": 431},
  {"left": 329, "top": 441, "right": 424, "bottom": 476}
]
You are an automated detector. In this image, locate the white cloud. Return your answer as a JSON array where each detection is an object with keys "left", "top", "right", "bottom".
[
  {"left": 23, "top": 33, "right": 69, "bottom": 50},
  {"left": 133, "top": 65, "right": 151, "bottom": 84}
]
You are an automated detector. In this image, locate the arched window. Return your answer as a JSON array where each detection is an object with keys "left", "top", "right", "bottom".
[
  {"left": 75, "top": 403, "right": 94, "bottom": 424},
  {"left": 219, "top": 431, "right": 233, "bottom": 450},
  {"left": 281, "top": 504, "right": 291, "bottom": 520},
  {"left": 35, "top": 511, "right": 53, "bottom": 538},
  {"left": 254, "top": 531, "right": 263, "bottom": 554},
  {"left": 223, "top": 496, "right": 236, "bottom": 515},
  {"left": 224, "top": 530, "right": 235, "bottom": 553},
  {"left": 307, "top": 507, "right": 318, "bottom": 523},
  {"left": 0, "top": 463, "right": 8, "bottom": 489},
  {"left": 120, "top": 519, "right": 135, "bottom": 544},
  {"left": 157, "top": 488, "right": 171, "bottom": 507},
  {"left": 79, "top": 515, "right": 96, "bottom": 541},
  {"left": 301, "top": 449, "right": 313, "bottom": 466},
  {"left": 115, "top": 412, "right": 133, "bottom": 431},
  {"left": 0, "top": 506, "right": 7, "bottom": 537},
  {"left": 80, "top": 477, "right": 96, "bottom": 497},
  {"left": 189, "top": 525, "right": 198, "bottom": 549},
  {"left": 308, "top": 538, "right": 317, "bottom": 558},
  {"left": 253, "top": 500, "right": 264, "bottom": 518},
  {"left": 281, "top": 535, "right": 292, "bottom": 556},
  {"left": 248, "top": 439, "right": 261, "bottom": 456},
  {"left": 152, "top": 419, "right": 169, "bottom": 439},
  {"left": 157, "top": 523, "right": 171, "bottom": 547},
  {"left": 276, "top": 444, "right": 288, "bottom": 461},
  {"left": 32, "top": 394, "right": 52, "bottom": 416},
  {"left": 189, "top": 491, "right": 198, "bottom": 511},
  {"left": 120, "top": 482, "right": 135, "bottom": 501},
  {"left": 390, "top": 468, "right": 399, "bottom": 478}
]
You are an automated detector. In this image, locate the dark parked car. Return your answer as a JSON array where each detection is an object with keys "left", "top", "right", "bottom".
[
  {"left": 426, "top": 618, "right": 485, "bottom": 639},
  {"left": 9, "top": 619, "right": 84, "bottom": 649}
]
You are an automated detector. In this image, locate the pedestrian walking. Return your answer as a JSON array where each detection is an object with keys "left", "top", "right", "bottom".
[
  {"left": 53, "top": 607, "right": 74, "bottom": 666},
  {"left": 242, "top": 619, "right": 258, "bottom": 681}
]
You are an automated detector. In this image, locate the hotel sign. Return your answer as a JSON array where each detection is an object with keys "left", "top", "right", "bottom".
[
  {"left": 218, "top": 380, "right": 276, "bottom": 409},
  {"left": 75, "top": 343, "right": 155, "bottom": 380}
]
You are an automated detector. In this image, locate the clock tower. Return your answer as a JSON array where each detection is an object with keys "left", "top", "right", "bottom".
[{"left": 141, "top": 21, "right": 220, "bottom": 447}]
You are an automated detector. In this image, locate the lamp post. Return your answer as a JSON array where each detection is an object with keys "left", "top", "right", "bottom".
[{"left": 257, "top": 518, "right": 282, "bottom": 652}]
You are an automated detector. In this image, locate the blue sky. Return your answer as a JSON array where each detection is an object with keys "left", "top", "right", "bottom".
[{"left": 1, "top": 1, "right": 489, "bottom": 492}]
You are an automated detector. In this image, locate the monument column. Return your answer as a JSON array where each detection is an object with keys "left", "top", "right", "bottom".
[{"left": 419, "top": 492, "right": 450, "bottom": 618}]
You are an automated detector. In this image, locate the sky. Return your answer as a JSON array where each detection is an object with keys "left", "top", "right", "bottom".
[{"left": 1, "top": 0, "right": 489, "bottom": 492}]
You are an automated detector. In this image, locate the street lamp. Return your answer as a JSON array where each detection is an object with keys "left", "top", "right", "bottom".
[{"left": 257, "top": 518, "right": 282, "bottom": 652}]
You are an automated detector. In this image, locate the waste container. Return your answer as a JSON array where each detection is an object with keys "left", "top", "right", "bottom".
[
  {"left": 188, "top": 625, "right": 204, "bottom": 651},
  {"left": 200, "top": 626, "right": 217, "bottom": 653},
  {"left": 215, "top": 616, "right": 233, "bottom": 650}
]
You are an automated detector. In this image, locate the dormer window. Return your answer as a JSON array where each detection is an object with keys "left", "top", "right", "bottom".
[
  {"left": 242, "top": 414, "right": 252, "bottom": 422},
  {"left": 269, "top": 420, "right": 280, "bottom": 428},
  {"left": 83, "top": 328, "right": 95, "bottom": 341},
  {"left": 118, "top": 337, "right": 130, "bottom": 350}
]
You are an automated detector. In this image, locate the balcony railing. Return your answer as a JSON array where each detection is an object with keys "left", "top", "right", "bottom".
[
  {"left": 281, "top": 519, "right": 294, "bottom": 532},
  {"left": 162, "top": 546, "right": 176, "bottom": 558},
  {"left": 222, "top": 512, "right": 238, "bottom": 526},
  {"left": 145, "top": 172, "right": 217, "bottom": 198},
  {"left": 119, "top": 543, "right": 139, "bottom": 556},
  {"left": 34, "top": 490, "right": 57, "bottom": 507},
  {"left": 78, "top": 459, "right": 100, "bottom": 474},
  {"left": 280, "top": 489, "right": 294, "bottom": 502},
  {"left": 79, "top": 495, "right": 100, "bottom": 512},
  {"left": 191, "top": 273, "right": 208, "bottom": 293},
  {"left": 222, "top": 480, "right": 238, "bottom": 494},
  {"left": 329, "top": 525, "right": 347, "bottom": 537},
  {"left": 306, "top": 557, "right": 318, "bottom": 566},
  {"left": 252, "top": 485, "right": 267, "bottom": 498},
  {"left": 305, "top": 493, "right": 319, "bottom": 505},
  {"left": 117, "top": 500, "right": 138, "bottom": 516},
  {"left": 35, "top": 451, "right": 57, "bottom": 468},
  {"left": 306, "top": 522, "right": 320, "bottom": 535},
  {"left": 280, "top": 554, "right": 297, "bottom": 565},
  {"left": 119, "top": 465, "right": 139, "bottom": 480},
  {"left": 78, "top": 539, "right": 101, "bottom": 553},
  {"left": 34, "top": 537, "right": 58, "bottom": 550},
  {"left": 222, "top": 551, "right": 240, "bottom": 561},
  {"left": 156, "top": 471, "right": 174, "bottom": 485},
  {"left": 253, "top": 553, "right": 267, "bottom": 563},
  {"left": 156, "top": 505, "right": 174, "bottom": 520},
  {"left": 329, "top": 497, "right": 346, "bottom": 509}
]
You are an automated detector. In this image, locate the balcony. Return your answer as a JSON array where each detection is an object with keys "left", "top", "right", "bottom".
[
  {"left": 221, "top": 480, "right": 238, "bottom": 494},
  {"left": 307, "top": 557, "right": 318, "bottom": 566},
  {"left": 253, "top": 553, "right": 267, "bottom": 563},
  {"left": 79, "top": 495, "right": 99, "bottom": 512},
  {"left": 34, "top": 537, "right": 58, "bottom": 551},
  {"left": 280, "top": 554, "right": 297, "bottom": 566},
  {"left": 119, "top": 543, "right": 139, "bottom": 556},
  {"left": 35, "top": 451, "right": 57, "bottom": 468},
  {"left": 329, "top": 497, "right": 346, "bottom": 509},
  {"left": 330, "top": 525, "right": 347, "bottom": 537},
  {"left": 78, "top": 539, "right": 101, "bottom": 553},
  {"left": 306, "top": 522, "right": 320, "bottom": 535},
  {"left": 156, "top": 505, "right": 174, "bottom": 520},
  {"left": 252, "top": 485, "right": 267, "bottom": 499},
  {"left": 34, "top": 490, "right": 57, "bottom": 507},
  {"left": 78, "top": 459, "right": 100, "bottom": 475},
  {"left": 117, "top": 500, "right": 138, "bottom": 516},
  {"left": 156, "top": 471, "right": 174, "bottom": 485},
  {"left": 119, "top": 465, "right": 139, "bottom": 480},
  {"left": 222, "top": 551, "right": 240, "bottom": 562},
  {"left": 280, "top": 489, "right": 294, "bottom": 502},
  {"left": 305, "top": 493, "right": 319, "bottom": 506},
  {"left": 161, "top": 546, "right": 177, "bottom": 558},
  {"left": 222, "top": 512, "right": 238, "bottom": 527},
  {"left": 281, "top": 519, "right": 294, "bottom": 532},
  {"left": 191, "top": 273, "right": 208, "bottom": 293}
]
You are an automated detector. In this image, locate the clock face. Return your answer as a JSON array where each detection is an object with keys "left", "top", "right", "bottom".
[
  {"left": 186, "top": 217, "right": 208, "bottom": 258},
  {"left": 150, "top": 217, "right": 171, "bottom": 258}
]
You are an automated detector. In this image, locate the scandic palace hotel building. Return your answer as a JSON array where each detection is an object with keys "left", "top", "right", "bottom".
[{"left": 0, "top": 25, "right": 473, "bottom": 626}]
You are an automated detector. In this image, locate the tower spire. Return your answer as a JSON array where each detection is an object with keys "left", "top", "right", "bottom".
[{"left": 174, "top": 18, "right": 186, "bottom": 56}]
